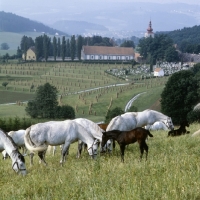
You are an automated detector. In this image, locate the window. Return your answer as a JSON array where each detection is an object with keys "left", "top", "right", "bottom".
[{"left": 99, "top": 56, "right": 102, "bottom": 60}]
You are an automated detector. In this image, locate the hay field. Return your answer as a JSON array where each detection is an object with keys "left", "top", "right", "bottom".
[{"left": 0, "top": 62, "right": 167, "bottom": 121}]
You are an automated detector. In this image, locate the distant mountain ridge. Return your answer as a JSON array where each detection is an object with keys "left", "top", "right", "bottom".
[
  {"left": 52, "top": 20, "right": 108, "bottom": 35},
  {"left": 0, "top": 11, "right": 68, "bottom": 36}
]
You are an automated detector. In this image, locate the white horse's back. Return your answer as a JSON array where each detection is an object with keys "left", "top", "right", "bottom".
[
  {"left": 145, "top": 121, "right": 169, "bottom": 131},
  {"left": 106, "top": 109, "right": 174, "bottom": 131},
  {"left": 73, "top": 118, "right": 103, "bottom": 141},
  {"left": 106, "top": 113, "right": 137, "bottom": 131},
  {"left": 8, "top": 130, "right": 25, "bottom": 147}
]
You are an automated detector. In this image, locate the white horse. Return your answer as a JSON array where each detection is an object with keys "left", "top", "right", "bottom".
[
  {"left": 24, "top": 120, "right": 99, "bottom": 166},
  {"left": 72, "top": 118, "right": 112, "bottom": 157},
  {"left": 0, "top": 128, "right": 27, "bottom": 175},
  {"left": 145, "top": 121, "right": 169, "bottom": 131},
  {"left": 7, "top": 130, "right": 27, "bottom": 155},
  {"left": 106, "top": 109, "right": 174, "bottom": 131}
]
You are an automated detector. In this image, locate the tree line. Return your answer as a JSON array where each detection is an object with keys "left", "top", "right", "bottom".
[
  {"left": 160, "top": 25, "right": 200, "bottom": 54},
  {"left": 18, "top": 34, "right": 136, "bottom": 62},
  {"left": 138, "top": 34, "right": 180, "bottom": 70}
]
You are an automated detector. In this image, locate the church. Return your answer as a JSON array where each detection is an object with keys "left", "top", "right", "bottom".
[{"left": 145, "top": 21, "right": 154, "bottom": 38}]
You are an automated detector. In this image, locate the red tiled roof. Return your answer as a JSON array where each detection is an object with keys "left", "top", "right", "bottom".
[
  {"left": 154, "top": 68, "right": 163, "bottom": 72},
  {"left": 82, "top": 45, "right": 134, "bottom": 56}
]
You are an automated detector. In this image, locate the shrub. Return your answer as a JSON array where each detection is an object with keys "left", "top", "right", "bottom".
[{"left": 105, "top": 107, "right": 124, "bottom": 123}]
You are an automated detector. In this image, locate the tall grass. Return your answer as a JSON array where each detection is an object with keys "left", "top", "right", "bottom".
[{"left": 0, "top": 123, "right": 199, "bottom": 199}]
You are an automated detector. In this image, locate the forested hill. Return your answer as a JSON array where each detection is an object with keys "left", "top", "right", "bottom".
[
  {"left": 162, "top": 25, "right": 200, "bottom": 46},
  {"left": 0, "top": 11, "right": 68, "bottom": 36}
]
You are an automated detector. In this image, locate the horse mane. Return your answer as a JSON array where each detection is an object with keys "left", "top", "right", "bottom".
[
  {"left": 0, "top": 128, "right": 18, "bottom": 149},
  {"left": 104, "top": 130, "right": 122, "bottom": 139}
]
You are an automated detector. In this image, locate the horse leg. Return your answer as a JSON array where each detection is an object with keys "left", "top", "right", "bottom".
[
  {"left": 52, "top": 146, "right": 56, "bottom": 156},
  {"left": 113, "top": 139, "right": 116, "bottom": 149},
  {"left": 29, "top": 152, "right": 34, "bottom": 166},
  {"left": 119, "top": 144, "right": 125, "bottom": 163},
  {"left": 76, "top": 140, "right": 84, "bottom": 158},
  {"left": 143, "top": 141, "right": 149, "bottom": 160},
  {"left": 38, "top": 150, "right": 47, "bottom": 166},
  {"left": 60, "top": 142, "right": 70, "bottom": 166},
  {"left": 138, "top": 141, "right": 145, "bottom": 161}
]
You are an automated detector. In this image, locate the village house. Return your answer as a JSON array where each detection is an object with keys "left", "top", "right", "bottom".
[
  {"left": 154, "top": 68, "right": 164, "bottom": 77},
  {"left": 81, "top": 45, "right": 134, "bottom": 61},
  {"left": 22, "top": 46, "right": 36, "bottom": 61}
]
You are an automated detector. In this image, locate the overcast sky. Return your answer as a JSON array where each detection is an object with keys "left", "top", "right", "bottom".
[{"left": 1, "top": 0, "right": 200, "bottom": 33}]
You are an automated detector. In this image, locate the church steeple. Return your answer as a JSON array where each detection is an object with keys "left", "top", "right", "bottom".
[
  {"left": 145, "top": 20, "right": 154, "bottom": 38},
  {"left": 147, "top": 21, "right": 153, "bottom": 33}
]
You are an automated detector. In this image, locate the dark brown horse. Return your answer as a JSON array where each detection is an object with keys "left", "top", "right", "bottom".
[
  {"left": 168, "top": 121, "right": 190, "bottom": 137},
  {"left": 101, "top": 127, "right": 153, "bottom": 162}
]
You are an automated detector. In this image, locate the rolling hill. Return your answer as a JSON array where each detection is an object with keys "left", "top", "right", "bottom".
[{"left": 0, "top": 11, "right": 68, "bottom": 36}]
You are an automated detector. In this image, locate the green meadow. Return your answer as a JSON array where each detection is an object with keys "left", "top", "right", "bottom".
[
  {"left": 0, "top": 61, "right": 199, "bottom": 199},
  {"left": 0, "top": 125, "right": 199, "bottom": 200},
  {"left": 0, "top": 61, "right": 166, "bottom": 121}
]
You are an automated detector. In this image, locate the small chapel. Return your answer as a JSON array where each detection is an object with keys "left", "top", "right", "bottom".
[{"left": 145, "top": 21, "right": 154, "bottom": 38}]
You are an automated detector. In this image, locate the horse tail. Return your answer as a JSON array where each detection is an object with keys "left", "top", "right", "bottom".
[
  {"left": 24, "top": 127, "right": 47, "bottom": 152},
  {"left": 147, "top": 130, "right": 153, "bottom": 137}
]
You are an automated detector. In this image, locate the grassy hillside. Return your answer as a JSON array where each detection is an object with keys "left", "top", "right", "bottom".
[
  {"left": 0, "top": 124, "right": 199, "bottom": 199},
  {"left": 0, "top": 62, "right": 167, "bottom": 121},
  {"left": 0, "top": 11, "right": 67, "bottom": 35},
  {"left": 0, "top": 32, "right": 70, "bottom": 54}
]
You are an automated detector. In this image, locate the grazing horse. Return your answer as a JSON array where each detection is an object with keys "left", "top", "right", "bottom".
[
  {"left": 7, "top": 130, "right": 27, "bottom": 155},
  {"left": 106, "top": 109, "right": 174, "bottom": 132},
  {"left": 101, "top": 127, "right": 153, "bottom": 162},
  {"left": 145, "top": 121, "right": 169, "bottom": 131},
  {"left": 0, "top": 128, "right": 27, "bottom": 175},
  {"left": 168, "top": 121, "right": 190, "bottom": 137},
  {"left": 97, "top": 123, "right": 113, "bottom": 151},
  {"left": 24, "top": 120, "right": 99, "bottom": 166},
  {"left": 72, "top": 118, "right": 112, "bottom": 157}
]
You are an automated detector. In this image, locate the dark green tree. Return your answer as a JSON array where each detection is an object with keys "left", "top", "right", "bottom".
[
  {"left": 25, "top": 83, "right": 58, "bottom": 118},
  {"left": 1, "top": 43, "right": 9, "bottom": 50},
  {"left": 55, "top": 105, "right": 75, "bottom": 119},
  {"left": 165, "top": 46, "right": 179, "bottom": 62},
  {"left": 127, "top": 105, "right": 138, "bottom": 112},
  {"left": 120, "top": 40, "right": 135, "bottom": 48},
  {"left": 43, "top": 34, "right": 51, "bottom": 62},
  {"left": 66, "top": 39, "right": 70, "bottom": 58},
  {"left": 77, "top": 35, "right": 83, "bottom": 60},
  {"left": 160, "top": 70, "right": 200, "bottom": 124},
  {"left": 2, "top": 82, "right": 8, "bottom": 88},
  {"left": 16, "top": 46, "right": 22, "bottom": 59},
  {"left": 70, "top": 35, "right": 76, "bottom": 61},
  {"left": 105, "top": 107, "right": 124, "bottom": 123},
  {"left": 61, "top": 36, "right": 66, "bottom": 61},
  {"left": 53, "top": 36, "right": 57, "bottom": 61},
  {"left": 35, "top": 35, "right": 43, "bottom": 61},
  {"left": 57, "top": 37, "right": 61, "bottom": 57}
]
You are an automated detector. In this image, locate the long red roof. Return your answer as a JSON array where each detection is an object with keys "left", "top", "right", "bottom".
[{"left": 82, "top": 46, "right": 134, "bottom": 55}]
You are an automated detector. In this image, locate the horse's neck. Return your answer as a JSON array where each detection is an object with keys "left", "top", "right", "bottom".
[
  {"left": 0, "top": 131, "right": 16, "bottom": 155},
  {"left": 105, "top": 131, "right": 121, "bottom": 140},
  {"left": 76, "top": 124, "right": 94, "bottom": 145}
]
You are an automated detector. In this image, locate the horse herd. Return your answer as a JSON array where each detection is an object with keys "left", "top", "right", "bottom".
[{"left": 0, "top": 109, "right": 194, "bottom": 176}]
